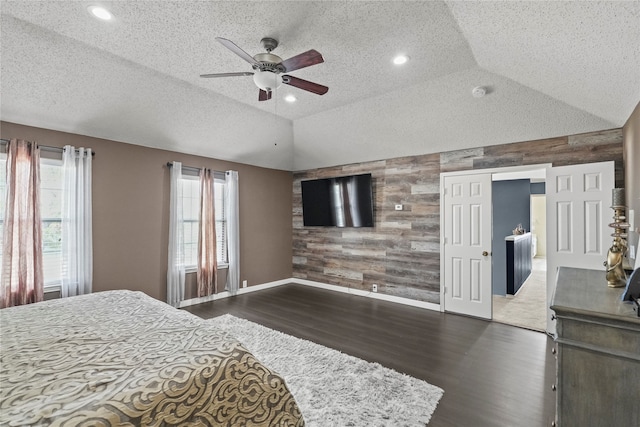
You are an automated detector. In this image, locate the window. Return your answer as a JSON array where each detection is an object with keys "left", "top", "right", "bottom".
[
  {"left": 215, "top": 178, "right": 227, "bottom": 264},
  {"left": 179, "top": 173, "right": 227, "bottom": 270},
  {"left": 180, "top": 176, "right": 199, "bottom": 268},
  {"left": 0, "top": 155, "right": 64, "bottom": 287},
  {"left": 40, "top": 160, "right": 64, "bottom": 285}
]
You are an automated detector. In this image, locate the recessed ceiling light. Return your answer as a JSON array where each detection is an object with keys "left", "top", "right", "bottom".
[
  {"left": 393, "top": 55, "right": 409, "bottom": 65},
  {"left": 88, "top": 6, "right": 113, "bottom": 21},
  {"left": 284, "top": 94, "right": 297, "bottom": 103}
]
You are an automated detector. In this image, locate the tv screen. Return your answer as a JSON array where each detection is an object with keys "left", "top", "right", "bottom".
[{"left": 301, "top": 173, "right": 374, "bottom": 227}]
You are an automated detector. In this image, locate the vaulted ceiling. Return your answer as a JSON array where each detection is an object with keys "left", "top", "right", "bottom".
[{"left": 1, "top": 1, "right": 638, "bottom": 171}]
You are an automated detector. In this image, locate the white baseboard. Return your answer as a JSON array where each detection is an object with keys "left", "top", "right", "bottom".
[
  {"left": 291, "top": 278, "right": 441, "bottom": 312},
  {"left": 180, "top": 277, "right": 440, "bottom": 312},
  {"left": 178, "top": 279, "right": 291, "bottom": 308}
]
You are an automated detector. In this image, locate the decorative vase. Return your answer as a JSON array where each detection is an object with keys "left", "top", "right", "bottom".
[{"left": 604, "top": 188, "right": 629, "bottom": 288}]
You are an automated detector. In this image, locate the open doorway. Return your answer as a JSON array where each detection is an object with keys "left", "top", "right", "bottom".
[
  {"left": 441, "top": 161, "right": 614, "bottom": 335},
  {"left": 491, "top": 171, "right": 547, "bottom": 332},
  {"left": 440, "top": 164, "right": 551, "bottom": 322}
]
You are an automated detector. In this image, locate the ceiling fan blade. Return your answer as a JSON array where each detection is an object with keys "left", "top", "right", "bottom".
[
  {"left": 258, "top": 89, "right": 272, "bottom": 101},
  {"left": 216, "top": 37, "right": 260, "bottom": 66},
  {"left": 200, "top": 72, "right": 254, "bottom": 78},
  {"left": 280, "top": 49, "right": 324, "bottom": 72},
  {"left": 282, "top": 75, "right": 328, "bottom": 95}
]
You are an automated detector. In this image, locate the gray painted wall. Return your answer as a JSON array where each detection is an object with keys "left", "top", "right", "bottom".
[
  {"left": 530, "top": 182, "right": 546, "bottom": 195},
  {"left": 492, "top": 179, "right": 532, "bottom": 296}
]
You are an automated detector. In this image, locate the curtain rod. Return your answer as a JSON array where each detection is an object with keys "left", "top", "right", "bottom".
[
  {"left": 166, "top": 162, "right": 226, "bottom": 177},
  {"left": 166, "top": 161, "right": 201, "bottom": 173},
  {"left": 0, "top": 138, "right": 96, "bottom": 156}
]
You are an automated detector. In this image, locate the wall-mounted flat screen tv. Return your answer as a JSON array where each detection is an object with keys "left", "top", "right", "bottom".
[{"left": 301, "top": 173, "right": 374, "bottom": 227}]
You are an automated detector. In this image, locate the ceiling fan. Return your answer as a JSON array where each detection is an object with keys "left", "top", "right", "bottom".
[{"left": 200, "top": 37, "right": 328, "bottom": 101}]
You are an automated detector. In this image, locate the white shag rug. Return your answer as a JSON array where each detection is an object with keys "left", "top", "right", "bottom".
[{"left": 209, "top": 314, "right": 444, "bottom": 426}]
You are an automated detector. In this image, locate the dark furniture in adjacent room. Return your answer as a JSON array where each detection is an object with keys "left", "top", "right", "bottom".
[{"left": 506, "top": 232, "right": 532, "bottom": 295}]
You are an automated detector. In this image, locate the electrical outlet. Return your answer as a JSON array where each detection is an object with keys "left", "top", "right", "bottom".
[
  {"left": 395, "top": 204, "right": 403, "bottom": 211},
  {"left": 372, "top": 284, "right": 378, "bottom": 293},
  {"left": 242, "top": 280, "right": 248, "bottom": 288}
]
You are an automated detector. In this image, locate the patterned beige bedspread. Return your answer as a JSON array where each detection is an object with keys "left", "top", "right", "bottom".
[{"left": 0, "top": 290, "right": 304, "bottom": 426}]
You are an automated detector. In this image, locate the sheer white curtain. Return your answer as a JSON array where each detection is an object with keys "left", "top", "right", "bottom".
[
  {"left": 167, "top": 161, "right": 185, "bottom": 307},
  {"left": 225, "top": 170, "right": 240, "bottom": 296},
  {"left": 61, "top": 146, "right": 93, "bottom": 298}
]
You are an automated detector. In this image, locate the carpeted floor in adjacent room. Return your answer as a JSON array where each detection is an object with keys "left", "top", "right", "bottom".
[{"left": 493, "top": 257, "right": 547, "bottom": 332}]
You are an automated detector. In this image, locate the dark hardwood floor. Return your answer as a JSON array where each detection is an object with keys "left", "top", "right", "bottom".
[{"left": 184, "top": 284, "right": 556, "bottom": 427}]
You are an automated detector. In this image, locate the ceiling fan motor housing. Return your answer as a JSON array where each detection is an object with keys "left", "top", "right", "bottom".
[{"left": 253, "top": 52, "right": 285, "bottom": 73}]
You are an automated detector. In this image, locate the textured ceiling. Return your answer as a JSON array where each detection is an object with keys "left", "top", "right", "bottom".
[{"left": 1, "top": 1, "right": 638, "bottom": 171}]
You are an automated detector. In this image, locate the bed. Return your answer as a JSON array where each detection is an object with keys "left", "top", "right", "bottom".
[{"left": 0, "top": 290, "right": 304, "bottom": 426}]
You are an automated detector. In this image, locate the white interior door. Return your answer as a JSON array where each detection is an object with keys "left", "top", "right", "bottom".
[
  {"left": 443, "top": 174, "right": 493, "bottom": 319},
  {"left": 546, "top": 161, "right": 615, "bottom": 333}
]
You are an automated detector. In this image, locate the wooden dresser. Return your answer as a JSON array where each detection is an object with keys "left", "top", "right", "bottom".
[{"left": 551, "top": 267, "right": 640, "bottom": 427}]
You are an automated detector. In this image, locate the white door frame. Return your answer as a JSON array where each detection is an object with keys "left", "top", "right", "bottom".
[{"left": 440, "top": 163, "right": 552, "bottom": 315}]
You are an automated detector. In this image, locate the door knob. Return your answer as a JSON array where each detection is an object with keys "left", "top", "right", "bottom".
[{"left": 482, "top": 251, "right": 489, "bottom": 256}]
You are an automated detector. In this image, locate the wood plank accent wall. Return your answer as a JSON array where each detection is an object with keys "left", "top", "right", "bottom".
[{"left": 292, "top": 129, "right": 624, "bottom": 304}]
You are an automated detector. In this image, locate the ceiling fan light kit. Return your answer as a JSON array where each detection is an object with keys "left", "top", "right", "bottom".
[
  {"left": 253, "top": 70, "right": 283, "bottom": 92},
  {"left": 200, "top": 37, "right": 328, "bottom": 101}
]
